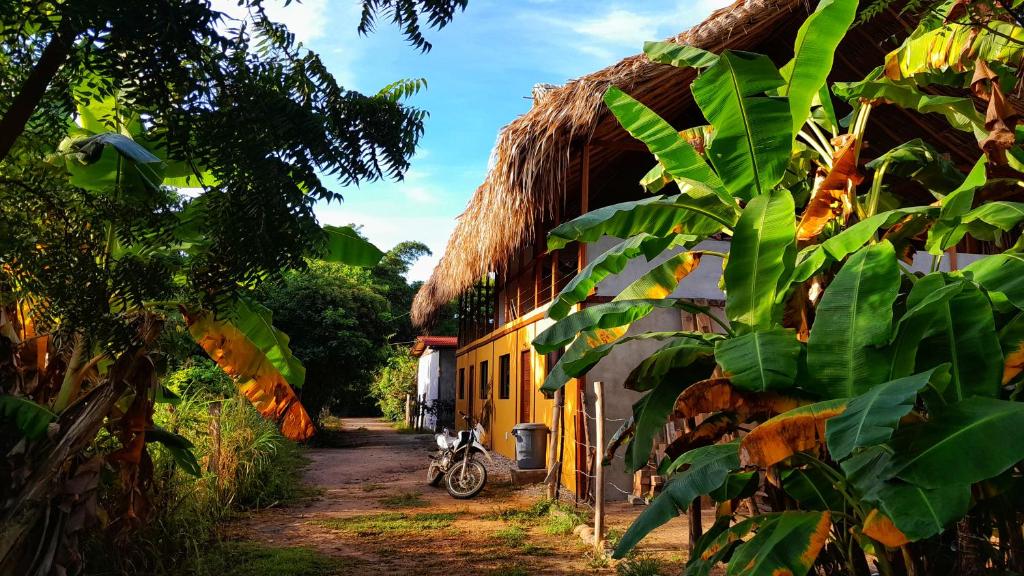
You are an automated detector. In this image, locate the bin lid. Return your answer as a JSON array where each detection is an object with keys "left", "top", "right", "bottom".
[{"left": 512, "top": 423, "right": 549, "bottom": 432}]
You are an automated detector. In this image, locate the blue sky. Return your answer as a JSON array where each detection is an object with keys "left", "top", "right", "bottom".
[{"left": 243, "top": 0, "right": 732, "bottom": 280}]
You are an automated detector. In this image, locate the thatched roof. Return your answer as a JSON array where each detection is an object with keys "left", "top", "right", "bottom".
[{"left": 411, "top": 0, "right": 940, "bottom": 328}]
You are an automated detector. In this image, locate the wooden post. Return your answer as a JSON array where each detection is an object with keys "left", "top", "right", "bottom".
[
  {"left": 405, "top": 393, "right": 413, "bottom": 427},
  {"left": 578, "top": 142, "right": 590, "bottom": 273},
  {"left": 546, "top": 386, "right": 563, "bottom": 500},
  {"left": 593, "top": 380, "right": 605, "bottom": 552}
]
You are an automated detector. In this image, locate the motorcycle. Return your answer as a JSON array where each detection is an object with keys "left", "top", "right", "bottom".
[{"left": 427, "top": 411, "right": 491, "bottom": 499}]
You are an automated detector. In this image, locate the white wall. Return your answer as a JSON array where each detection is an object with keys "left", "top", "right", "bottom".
[{"left": 417, "top": 349, "right": 441, "bottom": 430}]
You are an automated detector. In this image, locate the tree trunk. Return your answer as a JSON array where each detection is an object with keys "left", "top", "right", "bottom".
[{"left": 0, "top": 21, "right": 75, "bottom": 160}]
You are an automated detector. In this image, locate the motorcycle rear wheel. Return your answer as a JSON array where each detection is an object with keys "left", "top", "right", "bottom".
[{"left": 444, "top": 459, "right": 487, "bottom": 499}]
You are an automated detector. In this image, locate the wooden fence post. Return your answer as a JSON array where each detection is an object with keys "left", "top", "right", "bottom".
[
  {"left": 593, "top": 380, "right": 605, "bottom": 552},
  {"left": 405, "top": 393, "right": 412, "bottom": 427},
  {"left": 546, "top": 387, "right": 563, "bottom": 499}
]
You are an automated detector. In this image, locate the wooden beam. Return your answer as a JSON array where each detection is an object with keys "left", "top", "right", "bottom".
[{"left": 578, "top": 142, "right": 591, "bottom": 273}]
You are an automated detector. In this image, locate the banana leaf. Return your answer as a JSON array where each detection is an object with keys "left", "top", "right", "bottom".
[
  {"left": 0, "top": 395, "right": 56, "bottom": 440},
  {"left": 691, "top": 50, "right": 793, "bottom": 199},
  {"left": 806, "top": 241, "right": 900, "bottom": 398},
  {"left": 714, "top": 328, "right": 801, "bottom": 392},
  {"left": 322, "top": 225, "right": 385, "bottom": 267},
  {"left": 832, "top": 77, "right": 985, "bottom": 138},
  {"left": 614, "top": 441, "right": 741, "bottom": 558},
  {"left": 824, "top": 366, "right": 947, "bottom": 461},
  {"left": 725, "top": 511, "right": 831, "bottom": 576},
  {"left": 884, "top": 20, "right": 1024, "bottom": 80},
  {"left": 724, "top": 190, "right": 796, "bottom": 332},
  {"left": 740, "top": 399, "right": 848, "bottom": 467},
  {"left": 643, "top": 41, "right": 719, "bottom": 69}
]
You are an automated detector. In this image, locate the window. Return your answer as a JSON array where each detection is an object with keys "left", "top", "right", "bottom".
[
  {"left": 480, "top": 361, "right": 489, "bottom": 399},
  {"left": 458, "top": 368, "right": 465, "bottom": 400},
  {"left": 498, "top": 354, "right": 511, "bottom": 399}
]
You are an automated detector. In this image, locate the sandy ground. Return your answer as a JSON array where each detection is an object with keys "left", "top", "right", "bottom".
[{"left": 225, "top": 418, "right": 712, "bottom": 575}]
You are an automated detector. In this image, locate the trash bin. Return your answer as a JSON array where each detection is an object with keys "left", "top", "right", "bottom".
[{"left": 511, "top": 423, "right": 549, "bottom": 469}]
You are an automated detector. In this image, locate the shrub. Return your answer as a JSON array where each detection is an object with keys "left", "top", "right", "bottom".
[{"left": 369, "top": 347, "right": 418, "bottom": 422}]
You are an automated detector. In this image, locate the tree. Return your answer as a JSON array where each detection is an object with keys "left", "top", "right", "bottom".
[
  {"left": 0, "top": 1, "right": 466, "bottom": 573},
  {"left": 536, "top": 1, "right": 1024, "bottom": 573}
]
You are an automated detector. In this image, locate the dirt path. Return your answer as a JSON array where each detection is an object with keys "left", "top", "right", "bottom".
[{"left": 227, "top": 418, "right": 705, "bottom": 575}]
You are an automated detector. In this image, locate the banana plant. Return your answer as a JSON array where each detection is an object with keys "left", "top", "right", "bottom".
[{"left": 533, "top": 0, "right": 1024, "bottom": 573}]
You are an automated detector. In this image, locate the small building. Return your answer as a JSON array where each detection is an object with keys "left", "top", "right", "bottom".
[
  {"left": 412, "top": 0, "right": 979, "bottom": 500},
  {"left": 411, "top": 336, "right": 458, "bottom": 431}
]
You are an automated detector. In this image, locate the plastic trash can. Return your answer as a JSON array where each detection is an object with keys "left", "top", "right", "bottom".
[{"left": 511, "top": 423, "right": 549, "bottom": 469}]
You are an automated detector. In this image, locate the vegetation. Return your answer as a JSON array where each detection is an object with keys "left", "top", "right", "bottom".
[
  {"left": 188, "top": 543, "right": 350, "bottom": 576},
  {"left": 315, "top": 512, "right": 458, "bottom": 535},
  {"left": 536, "top": 0, "right": 1024, "bottom": 574},
  {"left": 379, "top": 491, "right": 428, "bottom": 508},
  {"left": 0, "top": 1, "right": 466, "bottom": 573},
  {"left": 371, "top": 346, "right": 420, "bottom": 422}
]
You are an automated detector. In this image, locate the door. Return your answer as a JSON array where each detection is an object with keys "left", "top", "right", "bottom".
[
  {"left": 468, "top": 365, "right": 475, "bottom": 424},
  {"left": 519, "top": 350, "right": 531, "bottom": 423}
]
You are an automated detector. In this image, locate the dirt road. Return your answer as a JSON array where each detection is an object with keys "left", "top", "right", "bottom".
[{"left": 227, "top": 418, "right": 701, "bottom": 575}]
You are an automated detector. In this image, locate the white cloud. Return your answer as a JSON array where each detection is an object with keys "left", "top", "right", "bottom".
[{"left": 210, "top": 0, "right": 330, "bottom": 43}]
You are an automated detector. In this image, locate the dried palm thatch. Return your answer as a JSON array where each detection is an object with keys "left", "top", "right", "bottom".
[{"left": 412, "top": 0, "right": 805, "bottom": 327}]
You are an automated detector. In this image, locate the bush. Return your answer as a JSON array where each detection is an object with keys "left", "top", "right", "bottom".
[
  {"left": 83, "top": 361, "right": 308, "bottom": 575},
  {"left": 369, "top": 347, "right": 418, "bottom": 422}
]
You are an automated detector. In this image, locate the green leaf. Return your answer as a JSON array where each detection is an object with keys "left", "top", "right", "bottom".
[
  {"left": 212, "top": 297, "right": 306, "bottom": 389},
  {"left": 604, "top": 86, "right": 726, "bottom": 199},
  {"left": 548, "top": 234, "right": 681, "bottom": 320},
  {"left": 643, "top": 41, "right": 719, "bottom": 69},
  {"left": 146, "top": 426, "right": 202, "bottom": 477},
  {"left": 627, "top": 370, "right": 714, "bottom": 473},
  {"left": 864, "top": 481, "right": 971, "bottom": 542},
  {"left": 626, "top": 337, "right": 720, "bottom": 392},
  {"left": 724, "top": 190, "right": 796, "bottom": 331},
  {"left": 806, "top": 241, "right": 900, "bottom": 398},
  {"left": 962, "top": 202, "right": 1024, "bottom": 243},
  {"left": 914, "top": 281, "right": 1002, "bottom": 402},
  {"left": 884, "top": 20, "right": 1024, "bottom": 80},
  {"left": 714, "top": 328, "right": 801, "bottom": 391},
  {"left": 886, "top": 276, "right": 966, "bottom": 380},
  {"left": 888, "top": 397, "right": 1024, "bottom": 488},
  {"left": 692, "top": 51, "right": 792, "bottom": 199},
  {"left": 547, "top": 194, "right": 737, "bottom": 251},
  {"left": 782, "top": 468, "right": 845, "bottom": 512},
  {"left": 865, "top": 139, "right": 963, "bottom": 196},
  {"left": 709, "top": 471, "right": 760, "bottom": 502},
  {"left": 0, "top": 395, "right": 56, "bottom": 439},
  {"left": 534, "top": 299, "right": 680, "bottom": 354},
  {"left": 832, "top": 78, "right": 985, "bottom": 138},
  {"left": 925, "top": 158, "right": 987, "bottom": 254},
  {"left": 614, "top": 441, "right": 741, "bottom": 558},
  {"left": 321, "top": 225, "right": 385, "bottom": 267},
  {"left": 726, "top": 512, "right": 831, "bottom": 576},
  {"left": 825, "top": 366, "right": 947, "bottom": 461},
  {"left": 964, "top": 252, "right": 1024, "bottom": 311},
  {"left": 781, "top": 0, "right": 858, "bottom": 138},
  {"left": 562, "top": 331, "right": 719, "bottom": 381}
]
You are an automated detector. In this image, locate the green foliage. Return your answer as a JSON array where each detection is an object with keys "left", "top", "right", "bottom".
[
  {"left": 539, "top": 1, "right": 1024, "bottom": 573},
  {"left": 316, "top": 512, "right": 457, "bottom": 534},
  {"left": 188, "top": 542, "right": 350, "bottom": 576},
  {"left": 370, "top": 347, "right": 419, "bottom": 422}
]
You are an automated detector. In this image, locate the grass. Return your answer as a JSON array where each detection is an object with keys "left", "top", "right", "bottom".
[
  {"left": 615, "top": 553, "right": 663, "bottom": 576},
  {"left": 360, "top": 482, "right": 384, "bottom": 492},
  {"left": 315, "top": 512, "right": 457, "bottom": 535},
  {"left": 378, "top": 491, "right": 426, "bottom": 508},
  {"left": 487, "top": 565, "right": 529, "bottom": 576},
  {"left": 481, "top": 498, "right": 554, "bottom": 524},
  {"left": 392, "top": 422, "right": 421, "bottom": 434},
  {"left": 493, "top": 525, "right": 527, "bottom": 548},
  {"left": 190, "top": 542, "right": 350, "bottom": 576},
  {"left": 542, "top": 503, "right": 587, "bottom": 535}
]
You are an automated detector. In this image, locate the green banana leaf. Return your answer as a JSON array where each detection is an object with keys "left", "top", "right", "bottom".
[
  {"left": 691, "top": 51, "right": 793, "bottom": 199},
  {"left": 806, "top": 241, "right": 900, "bottom": 398},
  {"left": 782, "top": 468, "right": 846, "bottom": 512},
  {"left": 685, "top": 517, "right": 756, "bottom": 576},
  {"left": 887, "top": 277, "right": 966, "bottom": 380},
  {"left": 643, "top": 41, "right": 719, "bottom": 69},
  {"left": 725, "top": 511, "right": 831, "bottom": 576},
  {"left": 964, "top": 252, "right": 1024, "bottom": 312},
  {"left": 888, "top": 397, "right": 1024, "bottom": 488},
  {"left": 547, "top": 234, "right": 683, "bottom": 320},
  {"left": 714, "top": 328, "right": 801, "bottom": 392},
  {"left": 561, "top": 331, "right": 719, "bottom": 380},
  {"left": 0, "top": 395, "right": 57, "bottom": 440},
  {"left": 604, "top": 86, "right": 726, "bottom": 200},
  {"left": 724, "top": 190, "right": 796, "bottom": 332},
  {"left": 546, "top": 194, "right": 737, "bottom": 251},
  {"left": 614, "top": 441, "right": 741, "bottom": 558},
  {"left": 533, "top": 299, "right": 675, "bottom": 354},
  {"left": 626, "top": 337, "right": 720, "bottom": 392},
  {"left": 791, "top": 206, "right": 936, "bottom": 284},
  {"left": 884, "top": 20, "right": 1024, "bottom": 80},
  {"left": 864, "top": 480, "right": 971, "bottom": 542},
  {"left": 962, "top": 202, "right": 1024, "bottom": 242},
  {"left": 914, "top": 282, "right": 1002, "bottom": 402},
  {"left": 322, "top": 225, "right": 385, "bottom": 267},
  {"left": 925, "top": 158, "right": 987, "bottom": 254},
  {"left": 780, "top": 0, "right": 858, "bottom": 137},
  {"left": 832, "top": 77, "right": 985, "bottom": 138},
  {"left": 825, "top": 366, "right": 948, "bottom": 461},
  {"left": 865, "top": 139, "right": 963, "bottom": 196},
  {"left": 146, "top": 426, "right": 202, "bottom": 477}
]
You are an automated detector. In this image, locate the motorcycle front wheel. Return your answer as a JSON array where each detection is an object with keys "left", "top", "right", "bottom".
[
  {"left": 427, "top": 460, "right": 444, "bottom": 487},
  {"left": 444, "top": 459, "right": 487, "bottom": 499}
]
